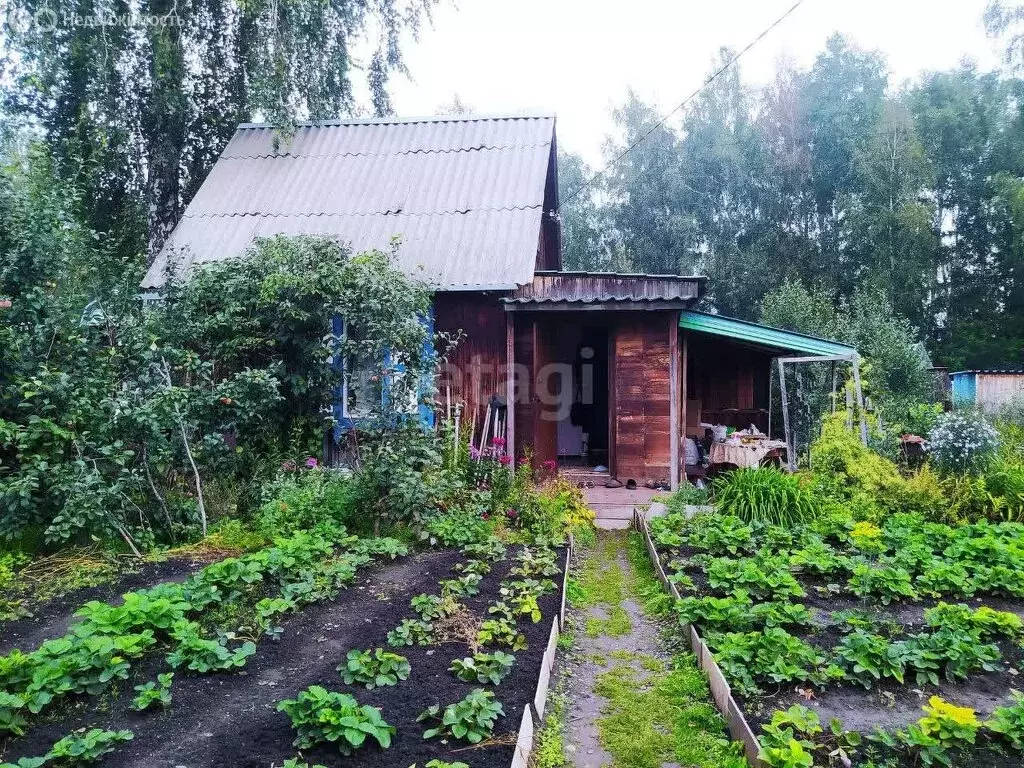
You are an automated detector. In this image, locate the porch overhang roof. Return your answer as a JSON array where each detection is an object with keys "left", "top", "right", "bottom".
[
  {"left": 503, "top": 271, "right": 705, "bottom": 311},
  {"left": 679, "top": 311, "right": 858, "bottom": 358}
]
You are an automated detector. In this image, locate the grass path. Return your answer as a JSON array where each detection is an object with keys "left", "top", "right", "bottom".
[{"left": 533, "top": 530, "right": 744, "bottom": 768}]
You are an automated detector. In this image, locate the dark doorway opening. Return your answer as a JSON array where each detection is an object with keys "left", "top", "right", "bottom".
[{"left": 558, "top": 325, "right": 609, "bottom": 470}]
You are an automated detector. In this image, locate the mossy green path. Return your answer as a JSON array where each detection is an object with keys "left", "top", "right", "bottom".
[{"left": 537, "top": 530, "right": 743, "bottom": 768}]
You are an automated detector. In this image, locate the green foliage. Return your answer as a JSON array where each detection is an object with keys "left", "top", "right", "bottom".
[
  {"left": 424, "top": 509, "right": 491, "bottom": 547},
  {"left": 713, "top": 468, "right": 819, "bottom": 526},
  {"left": 477, "top": 617, "right": 527, "bottom": 651},
  {"left": 835, "top": 629, "right": 910, "bottom": 687},
  {"left": 847, "top": 559, "right": 918, "bottom": 604},
  {"left": 418, "top": 688, "right": 505, "bottom": 744},
  {"left": 449, "top": 651, "right": 515, "bottom": 685},
  {"left": 675, "top": 593, "right": 812, "bottom": 633},
  {"left": 338, "top": 649, "right": 410, "bottom": 689},
  {"left": 386, "top": 619, "right": 434, "bottom": 647},
  {"left": 758, "top": 707, "right": 822, "bottom": 768},
  {"left": 47, "top": 728, "right": 134, "bottom": 763},
  {"left": 704, "top": 628, "right": 830, "bottom": 696},
  {"left": 410, "top": 594, "right": 458, "bottom": 621},
  {"left": 277, "top": 685, "right": 395, "bottom": 754},
  {"left": 924, "top": 602, "right": 1023, "bottom": 640},
  {"left": 872, "top": 696, "right": 980, "bottom": 767},
  {"left": 440, "top": 573, "right": 482, "bottom": 597},
  {"left": 987, "top": 689, "right": 1024, "bottom": 751},
  {"left": 705, "top": 556, "right": 805, "bottom": 601},
  {"left": 131, "top": 672, "right": 174, "bottom": 711},
  {"left": 254, "top": 470, "right": 357, "bottom": 541},
  {"left": 166, "top": 620, "right": 256, "bottom": 672}
]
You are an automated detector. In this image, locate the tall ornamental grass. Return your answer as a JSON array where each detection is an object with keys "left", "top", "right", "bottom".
[{"left": 713, "top": 468, "right": 818, "bottom": 526}]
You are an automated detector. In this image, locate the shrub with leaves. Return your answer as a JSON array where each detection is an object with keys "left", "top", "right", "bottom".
[
  {"left": 987, "top": 689, "right": 1024, "bottom": 751},
  {"left": 705, "top": 628, "right": 832, "bottom": 696},
  {"left": 449, "top": 651, "right": 515, "bottom": 685},
  {"left": 131, "top": 673, "right": 173, "bottom": 711},
  {"left": 277, "top": 685, "right": 395, "bottom": 754},
  {"left": 418, "top": 688, "right": 505, "bottom": 744},
  {"left": 338, "top": 649, "right": 410, "bottom": 689}
]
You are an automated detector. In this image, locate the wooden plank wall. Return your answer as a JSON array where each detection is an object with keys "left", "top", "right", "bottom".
[
  {"left": 685, "top": 335, "right": 772, "bottom": 433},
  {"left": 613, "top": 313, "right": 672, "bottom": 483},
  {"left": 433, "top": 292, "right": 508, "bottom": 431},
  {"left": 513, "top": 315, "right": 536, "bottom": 460}
]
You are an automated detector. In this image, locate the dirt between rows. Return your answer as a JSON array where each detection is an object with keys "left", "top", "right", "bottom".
[{"left": 0, "top": 545, "right": 564, "bottom": 768}]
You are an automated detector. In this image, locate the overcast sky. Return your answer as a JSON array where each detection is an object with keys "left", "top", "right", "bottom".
[{"left": 389, "top": 0, "right": 1002, "bottom": 164}]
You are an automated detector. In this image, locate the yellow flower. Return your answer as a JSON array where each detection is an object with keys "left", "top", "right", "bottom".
[{"left": 925, "top": 696, "right": 979, "bottom": 727}]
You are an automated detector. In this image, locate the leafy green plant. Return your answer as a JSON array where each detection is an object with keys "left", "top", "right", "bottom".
[
  {"left": 705, "top": 556, "right": 805, "bottom": 600},
  {"left": 131, "top": 672, "right": 173, "bottom": 711},
  {"left": 424, "top": 761, "right": 470, "bottom": 768},
  {"left": 872, "top": 696, "right": 979, "bottom": 767},
  {"left": 449, "top": 651, "right": 515, "bottom": 685},
  {"left": 987, "top": 689, "right": 1024, "bottom": 751},
  {"left": 835, "top": 629, "right": 909, "bottom": 687},
  {"left": 47, "top": 728, "right": 134, "bottom": 763},
  {"left": 440, "top": 573, "right": 482, "bottom": 597},
  {"left": 758, "top": 706, "right": 822, "bottom": 768},
  {"left": 453, "top": 559, "right": 492, "bottom": 577},
  {"left": 387, "top": 619, "right": 433, "bottom": 647},
  {"left": 847, "top": 560, "right": 917, "bottom": 604},
  {"left": 410, "top": 593, "right": 457, "bottom": 621},
  {"left": 338, "top": 649, "right": 410, "bottom": 689},
  {"left": 278, "top": 686, "right": 394, "bottom": 754},
  {"left": 705, "top": 628, "right": 830, "bottom": 696},
  {"left": 477, "top": 617, "right": 527, "bottom": 651},
  {"left": 924, "top": 602, "right": 1023, "bottom": 640},
  {"left": 713, "top": 468, "right": 819, "bottom": 525},
  {"left": 418, "top": 688, "right": 505, "bottom": 744},
  {"left": 462, "top": 537, "right": 506, "bottom": 562},
  {"left": 166, "top": 621, "right": 256, "bottom": 672}
]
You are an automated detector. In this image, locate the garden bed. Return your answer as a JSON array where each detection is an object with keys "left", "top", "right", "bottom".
[
  {"left": 641, "top": 508, "right": 1024, "bottom": 767},
  {"left": 0, "top": 534, "right": 567, "bottom": 768}
]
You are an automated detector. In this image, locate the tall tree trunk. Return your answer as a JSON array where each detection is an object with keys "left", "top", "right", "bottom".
[{"left": 145, "top": 1, "right": 189, "bottom": 262}]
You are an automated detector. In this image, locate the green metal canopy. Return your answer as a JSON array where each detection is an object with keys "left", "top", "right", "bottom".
[{"left": 679, "top": 310, "right": 857, "bottom": 358}]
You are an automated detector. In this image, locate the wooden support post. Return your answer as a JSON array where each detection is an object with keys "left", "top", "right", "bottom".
[
  {"left": 681, "top": 330, "right": 689, "bottom": 484},
  {"left": 852, "top": 357, "right": 868, "bottom": 446},
  {"left": 506, "top": 312, "right": 516, "bottom": 461},
  {"left": 669, "top": 314, "right": 680, "bottom": 491},
  {"left": 778, "top": 358, "right": 795, "bottom": 472}
]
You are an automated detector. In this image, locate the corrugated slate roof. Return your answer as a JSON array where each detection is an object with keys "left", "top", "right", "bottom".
[{"left": 142, "top": 114, "right": 557, "bottom": 290}]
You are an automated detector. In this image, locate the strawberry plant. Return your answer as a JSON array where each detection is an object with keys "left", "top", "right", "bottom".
[
  {"left": 73, "top": 592, "right": 191, "bottom": 636},
  {"left": 987, "top": 690, "right": 1024, "bottom": 751},
  {"left": 449, "top": 651, "right": 515, "bottom": 685},
  {"left": 0, "top": 692, "right": 27, "bottom": 736},
  {"left": 477, "top": 617, "right": 527, "bottom": 651},
  {"left": 440, "top": 573, "right": 482, "bottom": 597},
  {"left": 277, "top": 686, "right": 395, "bottom": 754},
  {"left": 255, "top": 597, "right": 298, "bottom": 640},
  {"left": 924, "top": 602, "right": 1023, "bottom": 640},
  {"left": 705, "top": 628, "right": 830, "bottom": 696},
  {"left": 461, "top": 538, "right": 506, "bottom": 562},
  {"left": 872, "top": 696, "right": 979, "bottom": 767},
  {"left": 508, "top": 592, "right": 542, "bottom": 623},
  {"left": 386, "top": 619, "right": 433, "bottom": 647},
  {"left": 453, "top": 559, "right": 492, "bottom": 577},
  {"left": 425, "top": 761, "right": 470, "bottom": 768},
  {"left": 418, "top": 688, "right": 505, "bottom": 743},
  {"left": 916, "top": 561, "right": 974, "bottom": 598},
  {"left": 339, "top": 649, "right": 410, "bottom": 689},
  {"left": 47, "top": 727, "right": 134, "bottom": 763},
  {"left": 503, "top": 577, "right": 555, "bottom": 598},
  {"left": 847, "top": 560, "right": 917, "bottom": 604},
  {"left": 131, "top": 672, "right": 173, "bottom": 711},
  {"left": 758, "top": 706, "right": 822, "bottom": 768},
  {"left": 166, "top": 621, "right": 256, "bottom": 672},
  {"left": 410, "top": 594, "right": 457, "bottom": 621},
  {"left": 835, "top": 629, "right": 909, "bottom": 687},
  {"left": 705, "top": 557, "right": 805, "bottom": 600},
  {"left": 510, "top": 548, "right": 560, "bottom": 578}
]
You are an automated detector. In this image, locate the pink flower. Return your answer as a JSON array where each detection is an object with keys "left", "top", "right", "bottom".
[
  {"left": 499, "top": 454, "right": 512, "bottom": 465},
  {"left": 507, "top": 509, "right": 518, "bottom": 518},
  {"left": 482, "top": 513, "right": 490, "bottom": 521},
  {"left": 519, "top": 457, "right": 530, "bottom": 466},
  {"left": 542, "top": 459, "right": 558, "bottom": 471},
  {"left": 282, "top": 460, "right": 296, "bottom": 471},
  {"left": 470, "top": 445, "right": 481, "bottom": 460},
  {"left": 305, "top": 457, "right": 319, "bottom": 468},
  {"left": 492, "top": 437, "right": 506, "bottom": 448}
]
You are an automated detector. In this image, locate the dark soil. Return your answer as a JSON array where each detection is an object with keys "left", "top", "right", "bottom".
[
  {"left": 0, "top": 557, "right": 208, "bottom": 656},
  {"left": 0, "top": 545, "right": 565, "bottom": 768}
]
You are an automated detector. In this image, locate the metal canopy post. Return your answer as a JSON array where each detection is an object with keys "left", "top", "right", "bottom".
[
  {"left": 778, "top": 358, "right": 794, "bottom": 472},
  {"left": 776, "top": 352, "right": 866, "bottom": 471}
]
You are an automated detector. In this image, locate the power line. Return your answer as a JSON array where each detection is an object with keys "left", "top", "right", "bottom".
[{"left": 559, "top": 0, "right": 808, "bottom": 210}]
